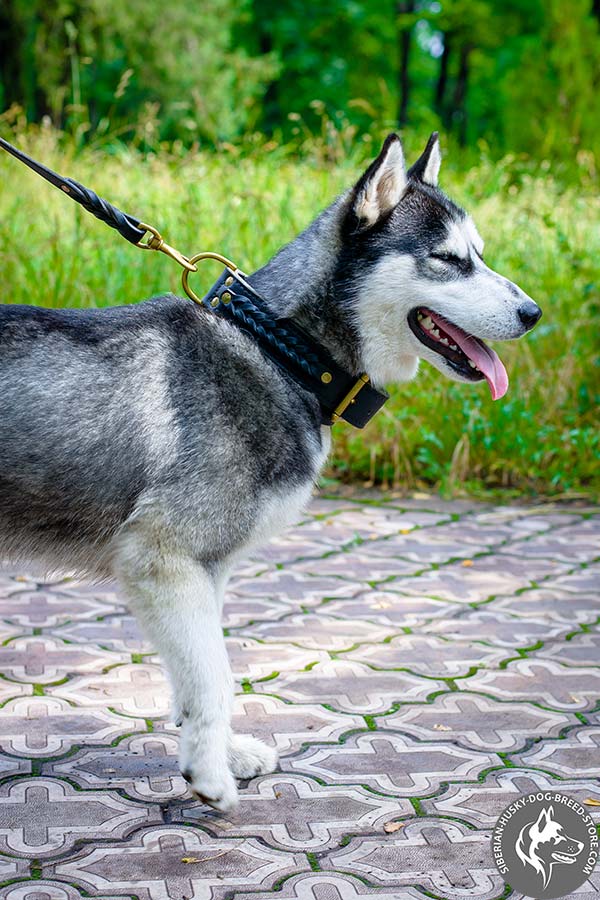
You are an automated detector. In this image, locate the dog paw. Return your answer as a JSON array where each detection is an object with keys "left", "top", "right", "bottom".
[
  {"left": 229, "top": 734, "right": 278, "bottom": 779},
  {"left": 182, "top": 765, "right": 238, "bottom": 812},
  {"left": 179, "top": 718, "right": 238, "bottom": 812}
]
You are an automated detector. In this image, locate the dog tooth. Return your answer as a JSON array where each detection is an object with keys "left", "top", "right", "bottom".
[
  {"left": 431, "top": 327, "right": 440, "bottom": 338},
  {"left": 468, "top": 360, "right": 476, "bottom": 368},
  {"left": 440, "top": 337, "right": 449, "bottom": 345},
  {"left": 450, "top": 344, "right": 458, "bottom": 351},
  {"left": 421, "top": 316, "right": 433, "bottom": 331}
]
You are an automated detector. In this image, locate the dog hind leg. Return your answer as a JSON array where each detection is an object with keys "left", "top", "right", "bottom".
[{"left": 211, "top": 564, "right": 279, "bottom": 780}]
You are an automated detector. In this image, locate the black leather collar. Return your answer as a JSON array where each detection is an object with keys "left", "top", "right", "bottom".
[{"left": 199, "top": 268, "right": 388, "bottom": 428}]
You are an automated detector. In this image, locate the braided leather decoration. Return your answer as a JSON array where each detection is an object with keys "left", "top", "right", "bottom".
[
  {"left": 226, "top": 295, "right": 321, "bottom": 378},
  {"left": 0, "top": 137, "right": 146, "bottom": 245},
  {"left": 63, "top": 178, "right": 145, "bottom": 244}
]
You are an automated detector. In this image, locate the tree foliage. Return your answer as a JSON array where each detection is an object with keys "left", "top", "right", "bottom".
[{"left": 0, "top": 0, "right": 598, "bottom": 162}]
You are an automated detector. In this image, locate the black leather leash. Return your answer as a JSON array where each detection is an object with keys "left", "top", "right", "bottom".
[
  {"left": 0, "top": 136, "right": 196, "bottom": 270},
  {"left": 0, "top": 136, "right": 388, "bottom": 427}
]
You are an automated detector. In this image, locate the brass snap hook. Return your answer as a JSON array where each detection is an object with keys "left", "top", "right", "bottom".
[
  {"left": 137, "top": 223, "right": 198, "bottom": 273},
  {"left": 181, "top": 252, "right": 241, "bottom": 306}
]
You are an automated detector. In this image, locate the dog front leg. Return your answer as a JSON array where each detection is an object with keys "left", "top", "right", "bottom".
[{"left": 114, "top": 544, "right": 238, "bottom": 811}]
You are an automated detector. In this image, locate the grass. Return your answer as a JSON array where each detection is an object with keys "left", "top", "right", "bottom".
[{"left": 0, "top": 125, "right": 598, "bottom": 499}]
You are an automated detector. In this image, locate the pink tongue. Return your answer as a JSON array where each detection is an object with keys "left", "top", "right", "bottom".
[{"left": 428, "top": 312, "right": 509, "bottom": 401}]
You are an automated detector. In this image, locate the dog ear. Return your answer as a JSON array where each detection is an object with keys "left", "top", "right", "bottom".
[
  {"left": 350, "top": 134, "right": 407, "bottom": 228},
  {"left": 408, "top": 132, "right": 441, "bottom": 187},
  {"left": 534, "top": 807, "right": 551, "bottom": 832}
]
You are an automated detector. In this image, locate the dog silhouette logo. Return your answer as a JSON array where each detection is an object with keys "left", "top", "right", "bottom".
[
  {"left": 515, "top": 804, "right": 584, "bottom": 889},
  {"left": 492, "top": 792, "right": 598, "bottom": 899}
]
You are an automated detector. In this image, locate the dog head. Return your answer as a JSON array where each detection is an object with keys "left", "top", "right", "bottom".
[
  {"left": 515, "top": 805, "right": 584, "bottom": 889},
  {"left": 342, "top": 133, "right": 541, "bottom": 398}
]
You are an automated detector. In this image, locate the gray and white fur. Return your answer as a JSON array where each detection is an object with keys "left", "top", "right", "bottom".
[{"left": 0, "top": 133, "right": 541, "bottom": 810}]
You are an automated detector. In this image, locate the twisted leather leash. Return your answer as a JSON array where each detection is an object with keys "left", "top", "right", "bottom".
[{"left": 0, "top": 136, "right": 388, "bottom": 427}]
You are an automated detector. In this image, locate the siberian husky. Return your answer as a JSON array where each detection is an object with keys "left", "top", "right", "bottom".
[{"left": 0, "top": 133, "right": 541, "bottom": 810}]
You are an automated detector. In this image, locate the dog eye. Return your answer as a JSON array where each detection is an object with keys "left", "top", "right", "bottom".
[{"left": 430, "top": 252, "right": 463, "bottom": 265}]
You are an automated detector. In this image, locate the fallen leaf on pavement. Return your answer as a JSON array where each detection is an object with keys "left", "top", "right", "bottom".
[{"left": 383, "top": 821, "right": 405, "bottom": 833}]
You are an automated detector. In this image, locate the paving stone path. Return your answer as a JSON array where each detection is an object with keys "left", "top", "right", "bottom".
[{"left": 0, "top": 494, "right": 598, "bottom": 900}]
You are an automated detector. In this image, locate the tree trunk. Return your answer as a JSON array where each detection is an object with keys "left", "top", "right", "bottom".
[
  {"left": 434, "top": 31, "right": 451, "bottom": 125},
  {"left": 0, "top": 1, "right": 25, "bottom": 110},
  {"left": 259, "top": 30, "right": 279, "bottom": 131},
  {"left": 452, "top": 44, "right": 471, "bottom": 145},
  {"left": 397, "top": 0, "right": 415, "bottom": 128}
]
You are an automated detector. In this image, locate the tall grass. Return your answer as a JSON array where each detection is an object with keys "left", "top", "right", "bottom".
[{"left": 0, "top": 121, "right": 598, "bottom": 499}]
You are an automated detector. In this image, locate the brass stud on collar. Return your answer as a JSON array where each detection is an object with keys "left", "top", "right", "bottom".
[
  {"left": 225, "top": 276, "right": 234, "bottom": 286},
  {"left": 321, "top": 372, "right": 333, "bottom": 384},
  {"left": 210, "top": 296, "right": 219, "bottom": 307},
  {"left": 221, "top": 291, "right": 232, "bottom": 304}
]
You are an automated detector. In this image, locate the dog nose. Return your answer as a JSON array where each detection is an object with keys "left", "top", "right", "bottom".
[{"left": 518, "top": 300, "right": 542, "bottom": 329}]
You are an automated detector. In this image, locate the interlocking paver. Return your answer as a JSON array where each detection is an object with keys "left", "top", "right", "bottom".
[
  {"left": 253, "top": 657, "right": 446, "bottom": 713},
  {"left": 234, "top": 872, "right": 425, "bottom": 900},
  {"left": 282, "top": 730, "right": 500, "bottom": 796},
  {"left": 372, "top": 554, "right": 570, "bottom": 603},
  {"left": 292, "top": 554, "right": 426, "bottom": 583},
  {"left": 0, "top": 635, "right": 127, "bottom": 684},
  {"left": 0, "top": 883, "right": 124, "bottom": 900},
  {"left": 496, "top": 517, "right": 600, "bottom": 563},
  {"left": 222, "top": 594, "right": 296, "bottom": 629},
  {"left": 232, "top": 611, "right": 396, "bottom": 650},
  {"left": 175, "top": 773, "right": 410, "bottom": 851},
  {"left": 230, "top": 693, "right": 364, "bottom": 752},
  {"left": 321, "top": 818, "right": 504, "bottom": 899},
  {"left": 47, "top": 663, "right": 171, "bottom": 717},
  {"left": 422, "top": 606, "right": 574, "bottom": 647},
  {"left": 420, "top": 768, "right": 600, "bottom": 826},
  {"left": 46, "top": 826, "right": 306, "bottom": 900},
  {"left": 537, "top": 629, "right": 600, "bottom": 666},
  {"left": 545, "top": 563, "right": 600, "bottom": 593},
  {"left": 49, "top": 613, "right": 152, "bottom": 654},
  {"left": 464, "top": 657, "right": 600, "bottom": 711},
  {"left": 343, "top": 632, "right": 510, "bottom": 676},
  {"left": 43, "top": 733, "right": 185, "bottom": 801},
  {"left": 226, "top": 637, "right": 328, "bottom": 680},
  {"left": 0, "top": 695, "right": 145, "bottom": 757},
  {"left": 375, "top": 690, "right": 577, "bottom": 751},
  {"left": 509, "top": 726, "right": 600, "bottom": 778},
  {"left": 0, "top": 494, "right": 598, "bottom": 899},
  {"left": 0, "top": 755, "right": 30, "bottom": 780},
  {"left": 228, "top": 569, "right": 362, "bottom": 604},
  {"left": 321, "top": 588, "right": 461, "bottom": 627},
  {"left": 493, "top": 585, "right": 600, "bottom": 624},
  {"left": 0, "top": 589, "right": 123, "bottom": 628},
  {"left": 0, "top": 777, "right": 160, "bottom": 858},
  {"left": 0, "top": 859, "right": 29, "bottom": 891}
]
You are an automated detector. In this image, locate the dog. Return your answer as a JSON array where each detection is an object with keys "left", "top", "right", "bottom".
[
  {"left": 0, "top": 132, "right": 541, "bottom": 810},
  {"left": 516, "top": 805, "right": 584, "bottom": 889}
]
